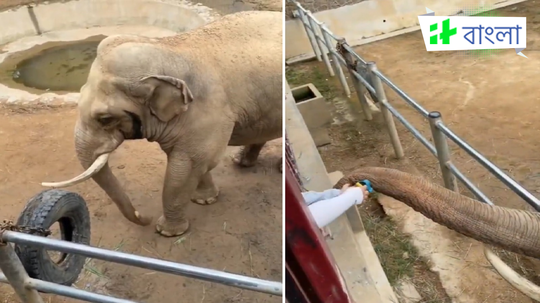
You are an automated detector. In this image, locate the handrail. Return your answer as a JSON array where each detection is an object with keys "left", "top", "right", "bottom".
[
  {"left": 437, "top": 122, "right": 540, "bottom": 210},
  {"left": 0, "top": 229, "right": 282, "bottom": 303},
  {"left": 2, "top": 231, "right": 282, "bottom": 294},
  {"left": 372, "top": 69, "right": 430, "bottom": 118}
]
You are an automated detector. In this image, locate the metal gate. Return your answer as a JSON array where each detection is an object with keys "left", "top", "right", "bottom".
[{"left": 0, "top": 222, "right": 282, "bottom": 303}]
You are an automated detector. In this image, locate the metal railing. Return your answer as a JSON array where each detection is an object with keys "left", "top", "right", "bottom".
[
  {"left": 287, "top": 4, "right": 540, "bottom": 297},
  {"left": 287, "top": 1, "right": 540, "bottom": 216},
  {"left": 0, "top": 230, "right": 282, "bottom": 303},
  {"left": 285, "top": 133, "right": 304, "bottom": 191}
]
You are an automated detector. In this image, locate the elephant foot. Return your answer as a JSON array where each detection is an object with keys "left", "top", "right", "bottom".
[
  {"left": 233, "top": 152, "right": 257, "bottom": 167},
  {"left": 155, "top": 216, "right": 190, "bottom": 237},
  {"left": 233, "top": 143, "right": 266, "bottom": 168},
  {"left": 191, "top": 188, "right": 220, "bottom": 205}
]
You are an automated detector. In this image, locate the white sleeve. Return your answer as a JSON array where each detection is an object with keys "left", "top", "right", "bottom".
[
  {"left": 308, "top": 187, "right": 365, "bottom": 228},
  {"left": 301, "top": 189, "right": 342, "bottom": 206}
]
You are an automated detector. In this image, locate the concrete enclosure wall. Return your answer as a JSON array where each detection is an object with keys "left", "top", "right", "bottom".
[
  {"left": 285, "top": 0, "right": 526, "bottom": 60},
  {"left": 284, "top": 0, "right": 366, "bottom": 20},
  {"left": 0, "top": 0, "right": 209, "bottom": 45}
]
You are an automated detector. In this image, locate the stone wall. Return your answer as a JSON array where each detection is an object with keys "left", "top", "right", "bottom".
[
  {"left": 0, "top": 0, "right": 67, "bottom": 12},
  {"left": 0, "top": 0, "right": 209, "bottom": 45},
  {"left": 285, "top": 0, "right": 366, "bottom": 19}
]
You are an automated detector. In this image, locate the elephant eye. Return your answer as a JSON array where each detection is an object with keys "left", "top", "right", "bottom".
[{"left": 97, "top": 116, "right": 115, "bottom": 125}]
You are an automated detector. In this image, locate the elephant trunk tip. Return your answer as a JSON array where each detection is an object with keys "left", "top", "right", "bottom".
[{"left": 133, "top": 211, "right": 153, "bottom": 226}]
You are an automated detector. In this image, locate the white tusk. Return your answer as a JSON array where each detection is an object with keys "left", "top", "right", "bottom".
[
  {"left": 42, "top": 154, "right": 110, "bottom": 188},
  {"left": 484, "top": 246, "right": 540, "bottom": 301}
]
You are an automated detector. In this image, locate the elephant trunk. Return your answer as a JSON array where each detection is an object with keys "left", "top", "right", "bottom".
[
  {"left": 42, "top": 124, "right": 151, "bottom": 226},
  {"left": 334, "top": 167, "right": 540, "bottom": 259}
]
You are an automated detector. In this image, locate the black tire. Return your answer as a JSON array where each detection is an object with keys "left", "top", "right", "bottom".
[{"left": 14, "top": 189, "right": 91, "bottom": 286}]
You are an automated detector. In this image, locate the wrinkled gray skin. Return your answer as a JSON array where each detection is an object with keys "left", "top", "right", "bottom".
[
  {"left": 54, "top": 11, "right": 282, "bottom": 237},
  {"left": 335, "top": 167, "right": 540, "bottom": 258},
  {"left": 335, "top": 167, "right": 540, "bottom": 301}
]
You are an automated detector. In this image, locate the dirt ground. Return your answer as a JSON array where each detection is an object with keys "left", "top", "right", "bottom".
[
  {"left": 350, "top": 0, "right": 540, "bottom": 217},
  {"left": 0, "top": 0, "right": 283, "bottom": 302},
  {"left": 0, "top": 104, "right": 282, "bottom": 303},
  {"left": 352, "top": 4, "right": 540, "bottom": 300},
  {"left": 288, "top": 1, "right": 540, "bottom": 302}
]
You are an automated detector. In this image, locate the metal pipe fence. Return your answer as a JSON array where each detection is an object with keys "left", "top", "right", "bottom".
[
  {"left": 286, "top": 11, "right": 540, "bottom": 300},
  {"left": 0, "top": 230, "right": 282, "bottom": 303},
  {"left": 287, "top": 2, "right": 540, "bottom": 296},
  {"left": 288, "top": 0, "right": 540, "bottom": 212}
]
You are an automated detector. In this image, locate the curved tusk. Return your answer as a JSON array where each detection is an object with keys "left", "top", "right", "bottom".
[
  {"left": 42, "top": 153, "right": 110, "bottom": 188},
  {"left": 484, "top": 246, "right": 540, "bottom": 301}
]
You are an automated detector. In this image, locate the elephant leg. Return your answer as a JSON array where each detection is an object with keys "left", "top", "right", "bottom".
[
  {"left": 278, "top": 156, "right": 282, "bottom": 173},
  {"left": 233, "top": 142, "right": 266, "bottom": 167},
  {"left": 155, "top": 151, "right": 201, "bottom": 237},
  {"left": 191, "top": 171, "right": 219, "bottom": 205}
]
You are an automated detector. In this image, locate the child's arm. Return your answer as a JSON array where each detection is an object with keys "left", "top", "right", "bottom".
[
  {"left": 301, "top": 189, "right": 342, "bottom": 206},
  {"left": 308, "top": 187, "right": 365, "bottom": 228}
]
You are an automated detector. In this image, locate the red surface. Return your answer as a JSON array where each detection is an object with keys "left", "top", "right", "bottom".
[{"left": 285, "top": 162, "right": 354, "bottom": 303}]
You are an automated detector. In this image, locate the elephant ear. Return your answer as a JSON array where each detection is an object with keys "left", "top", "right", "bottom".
[{"left": 139, "top": 75, "right": 194, "bottom": 122}]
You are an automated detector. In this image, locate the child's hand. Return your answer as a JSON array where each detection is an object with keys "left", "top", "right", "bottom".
[
  {"left": 359, "top": 185, "right": 369, "bottom": 199},
  {"left": 341, "top": 183, "right": 369, "bottom": 199},
  {"left": 340, "top": 183, "right": 351, "bottom": 192}
]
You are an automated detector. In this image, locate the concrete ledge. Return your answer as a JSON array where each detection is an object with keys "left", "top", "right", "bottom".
[
  {"left": 327, "top": 171, "right": 344, "bottom": 184},
  {"left": 285, "top": 0, "right": 529, "bottom": 62},
  {"left": 0, "top": 0, "right": 216, "bottom": 104},
  {"left": 286, "top": 80, "right": 397, "bottom": 303},
  {"left": 0, "top": 0, "right": 213, "bottom": 45},
  {"left": 291, "top": 83, "right": 332, "bottom": 147}
]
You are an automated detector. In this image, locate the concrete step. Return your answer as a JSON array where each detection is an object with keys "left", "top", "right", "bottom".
[
  {"left": 328, "top": 171, "right": 344, "bottom": 184},
  {"left": 327, "top": 170, "right": 397, "bottom": 303}
]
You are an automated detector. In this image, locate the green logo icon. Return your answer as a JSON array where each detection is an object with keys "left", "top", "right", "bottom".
[{"left": 429, "top": 18, "right": 457, "bottom": 44}]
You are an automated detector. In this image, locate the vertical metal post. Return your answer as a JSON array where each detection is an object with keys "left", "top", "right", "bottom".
[
  {"left": 341, "top": 48, "right": 372, "bottom": 120},
  {"left": 321, "top": 34, "right": 350, "bottom": 97},
  {"left": 428, "top": 111, "right": 459, "bottom": 191},
  {"left": 297, "top": 9, "right": 322, "bottom": 61},
  {"left": 0, "top": 243, "right": 44, "bottom": 303},
  {"left": 354, "top": 61, "right": 373, "bottom": 120},
  {"left": 306, "top": 12, "right": 334, "bottom": 76},
  {"left": 366, "top": 62, "right": 404, "bottom": 159}
]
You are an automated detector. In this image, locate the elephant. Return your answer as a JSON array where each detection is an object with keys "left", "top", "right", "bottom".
[
  {"left": 41, "top": 11, "right": 283, "bottom": 237},
  {"left": 334, "top": 167, "right": 540, "bottom": 300}
]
